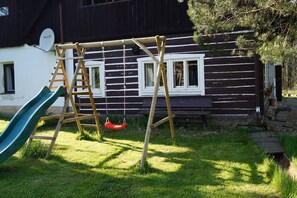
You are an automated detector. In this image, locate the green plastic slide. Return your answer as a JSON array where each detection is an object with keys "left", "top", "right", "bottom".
[{"left": 0, "top": 86, "right": 66, "bottom": 163}]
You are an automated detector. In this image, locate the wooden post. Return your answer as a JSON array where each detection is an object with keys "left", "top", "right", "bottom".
[
  {"left": 156, "top": 36, "right": 175, "bottom": 142},
  {"left": 140, "top": 36, "right": 171, "bottom": 170},
  {"left": 75, "top": 43, "right": 102, "bottom": 137}
]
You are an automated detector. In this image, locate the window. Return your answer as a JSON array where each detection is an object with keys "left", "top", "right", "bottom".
[
  {"left": 0, "top": 7, "right": 9, "bottom": 17},
  {"left": 138, "top": 54, "right": 205, "bottom": 96},
  {"left": 78, "top": 61, "right": 105, "bottom": 96},
  {"left": 2, "top": 63, "right": 15, "bottom": 93},
  {"left": 82, "top": 0, "right": 130, "bottom": 6}
]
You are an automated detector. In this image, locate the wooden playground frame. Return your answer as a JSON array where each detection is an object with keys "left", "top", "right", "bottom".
[{"left": 29, "top": 35, "right": 175, "bottom": 170}]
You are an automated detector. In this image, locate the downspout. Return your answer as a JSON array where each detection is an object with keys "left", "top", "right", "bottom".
[{"left": 255, "top": 55, "right": 264, "bottom": 125}]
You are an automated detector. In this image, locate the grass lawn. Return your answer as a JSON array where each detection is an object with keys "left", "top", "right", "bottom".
[{"left": 0, "top": 118, "right": 280, "bottom": 197}]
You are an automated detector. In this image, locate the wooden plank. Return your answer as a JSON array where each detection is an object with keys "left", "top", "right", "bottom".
[
  {"left": 152, "top": 115, "right": 175, "bottom": 128},
  {"left": 205, "top": 57, "right": 255, "bottom": 65},
  {"left": 75, "top": 103, "right": 94, "bottom": 107},
  {"left": 205, "top": 79, "right": 255, "bottom": 88},
  {"left": 206, "top": 87, "right": 255, "bottom": 95},
  {"left": 30, "top": 135, "right": 54, "bottom": 140},
  {"left": 71, "top": 91, "right": 90, "bottom": 95},
  {"left": 212, "top": 102, "right": 255, "bottom": 109},
  {"left": 62, "top": 114, "right": 94, "bottom": 124},
  {"left": 205, "top": 64, "right": 255, "bottom": 72},
  {"left": 142, "top": 97, "right": 213, "bottom": 108},
  {"left": 57, "top": 36, "right": 165, "bottom": 49},
  {"left": 41, "top": 112, "right": 74, "bottom": 120},
  {"left": 205, "top": 71, "right": 255, "bottom": 79},
  {"left": 56, "top": 56, "right": 84, "bottom": 60},
  {"left": 81, "top": 124, "right": 98, "bottom": 128}
]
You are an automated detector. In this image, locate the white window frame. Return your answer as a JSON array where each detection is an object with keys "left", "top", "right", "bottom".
[
  {"left": 77, "top": 61, "right": 105, "bottom": 97},
  {"left": 0, "top": 62, "right": 15, "bottom": 94},
  {"left": 138, "top": 54, "right": 205, "bottom": 96}
]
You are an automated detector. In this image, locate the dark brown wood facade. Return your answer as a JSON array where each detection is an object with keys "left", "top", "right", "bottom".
[
  {"left": 76, "top": 31, "right": 261, "bottom": 116},
  {"left": 0, "top": 0, "right": 192, "bottom": 47},
  {"left": 0, "top": 0, "right": 264, "bottom": 116}
]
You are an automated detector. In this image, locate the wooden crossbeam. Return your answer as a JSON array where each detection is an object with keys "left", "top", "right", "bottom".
[
  {"left": 30, "top": 135, "right": 55, "bottom": 141},
  {"left": 151, "top": 114, "right": 176, "bottom": 128},
  {"left": 41, "top": 112, "right": 74, "bottom": 121},
  {"left": 81, "top": 124, "right": 98, "bottom": 128},
  {"left": 62, "top": 114, "right": 94, "bottom": 124}
]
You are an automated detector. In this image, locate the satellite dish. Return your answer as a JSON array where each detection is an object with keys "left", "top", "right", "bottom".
[{"left": 39, "top": 28, "right": 55, "bottom": 52}]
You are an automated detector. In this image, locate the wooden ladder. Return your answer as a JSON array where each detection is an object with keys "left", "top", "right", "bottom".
[{"left": 28, "top": 43, "right": 102, "bottom": 158}]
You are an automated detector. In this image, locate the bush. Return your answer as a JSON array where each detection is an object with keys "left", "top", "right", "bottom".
[{"left": 21, "top": 140, "right": 48, "bottom": 158}]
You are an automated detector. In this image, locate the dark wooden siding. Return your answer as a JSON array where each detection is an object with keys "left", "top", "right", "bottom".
[
  {"left": 77, "top": 30, "right": 257, "bottom": 116},
  {"left": 61, "top": 0, "right": 192, "bottom": 43},
  {"left": 0, "top": 0, "right": 192, "bottom": 47},
  {"left": 0, "top": 1, "right": 263, "bottom": 116},
  {"left": 0, "top": 0, "right": 21, "bottom": 47}
]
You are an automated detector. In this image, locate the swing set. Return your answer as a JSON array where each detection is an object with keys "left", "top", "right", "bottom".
[
  {"left": 102, "top": 42, "right": 128, "bottom": 130},
  {"left": 28, "top": 35, "right": 174, "bottom": 170}
]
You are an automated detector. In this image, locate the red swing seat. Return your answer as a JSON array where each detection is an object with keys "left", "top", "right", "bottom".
[
  {"left": 104, "top": 121, "right": 128, "bottom": 130},
  {"left": 104, "top": 116, "right": 128, "bottom": 131}
]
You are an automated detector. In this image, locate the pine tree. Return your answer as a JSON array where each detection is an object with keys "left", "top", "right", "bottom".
[{"left": 179, "top": 0, "right": 297, "bottom": 64}]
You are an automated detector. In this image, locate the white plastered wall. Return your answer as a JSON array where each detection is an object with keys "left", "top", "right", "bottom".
[{"left": 0, "top": 44, "right": 71, "bottom": 115}]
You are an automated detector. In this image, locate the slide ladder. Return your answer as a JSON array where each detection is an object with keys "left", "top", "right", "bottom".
[{"left": 29, "top": 43, "right": 101, "bottom": 158}]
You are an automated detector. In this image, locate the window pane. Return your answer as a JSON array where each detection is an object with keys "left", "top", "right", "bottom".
[
  {"left": 160, "top": 62, "right": 167, "bottom": 86},
  {"left": 92, "top": 67, "right": 100, "bottom": 89},
  {"left": 4, "top": 64, "right": 15, "bottom": 92},
  {"left": 173, "top": 61, "right": 184, "bottom": 87},
  {"left": 84, "top": 68, "right": 90, "bottom": 90},
  {"left": 188, "top": 60, "right": 198, "bottom": 86},
  {"left": 144, "top": 63, "right": 154, "bottom": 87},
  {"left": 0, "top": 7, "right": 9, "bottom": 17}
]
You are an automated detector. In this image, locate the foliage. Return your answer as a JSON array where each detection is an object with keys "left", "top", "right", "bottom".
[
  {"left": 20, "top": 140, "right": 48, "bottom": 159},
  {"left": 76, "top": 130, "right": 101, "bottom": 142},
  {"left": 279, "top": 134, "right": 297, "bottom": 167},
  {"left": 263, "top": 158, "right": 297, "bottom": 198},
  {"left": 179, "top": 0, "right": 297, "bottom": 64}
]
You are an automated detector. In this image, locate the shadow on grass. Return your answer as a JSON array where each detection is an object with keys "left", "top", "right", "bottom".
[{"left": 0, "top": 127, "right": 275, "bottom": 197}]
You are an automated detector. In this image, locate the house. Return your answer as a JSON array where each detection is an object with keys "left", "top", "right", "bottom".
[{"left": 0, "top": 0, "right": 280, "bottom": 123}]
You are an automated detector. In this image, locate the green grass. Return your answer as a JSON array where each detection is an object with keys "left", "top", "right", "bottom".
[
  {"left": 279, "top": 134, "right": 297, "bottom": 167},
  {"left": 0, "top": 118, "right": 281, "bottom": 197},
  {"left": 282, "top": 90, "right": 297, "bottom": 98}
]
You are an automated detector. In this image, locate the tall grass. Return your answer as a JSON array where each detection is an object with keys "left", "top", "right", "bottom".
[
  {"left": 264, "top": 157, "right": 297, "bottom": 198},
  {"left": 279, "top": 134, "right": 297, "bottom": 166}
]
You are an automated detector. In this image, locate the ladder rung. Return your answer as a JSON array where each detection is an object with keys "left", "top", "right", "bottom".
[
  {"left": 78, "top": 113, "right": 99, "bottom": 117},
  {"left": 75, "top": 103, "right": 93, "bottom": 107},
  {"left": 76, "top": 80, "right": 89, "bottom": 83},
  {"left": 52, "top": 79, "right": 65, "bottom": 82},
  {"left": 54, "top": 65, "right": 63, "bottom": 69},
  {"left": 57, "top": 56, "right": 84, "bottom": 60},
  {"left": 41, "top": 112, "right": 74, "bottom": 120},
  {"left": 73, "top": 85, "right": 90, "bottom": 89},
  {"left": 30, "top": 135, "right": 55, "bottom": 140},
  {"left": 71, "top": 91, "right": 90, "bottom": 95}
]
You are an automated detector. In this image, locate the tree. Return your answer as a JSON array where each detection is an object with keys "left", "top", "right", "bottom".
[{"left": 179, "top": 0, "right": 297, "bottom": 64}]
